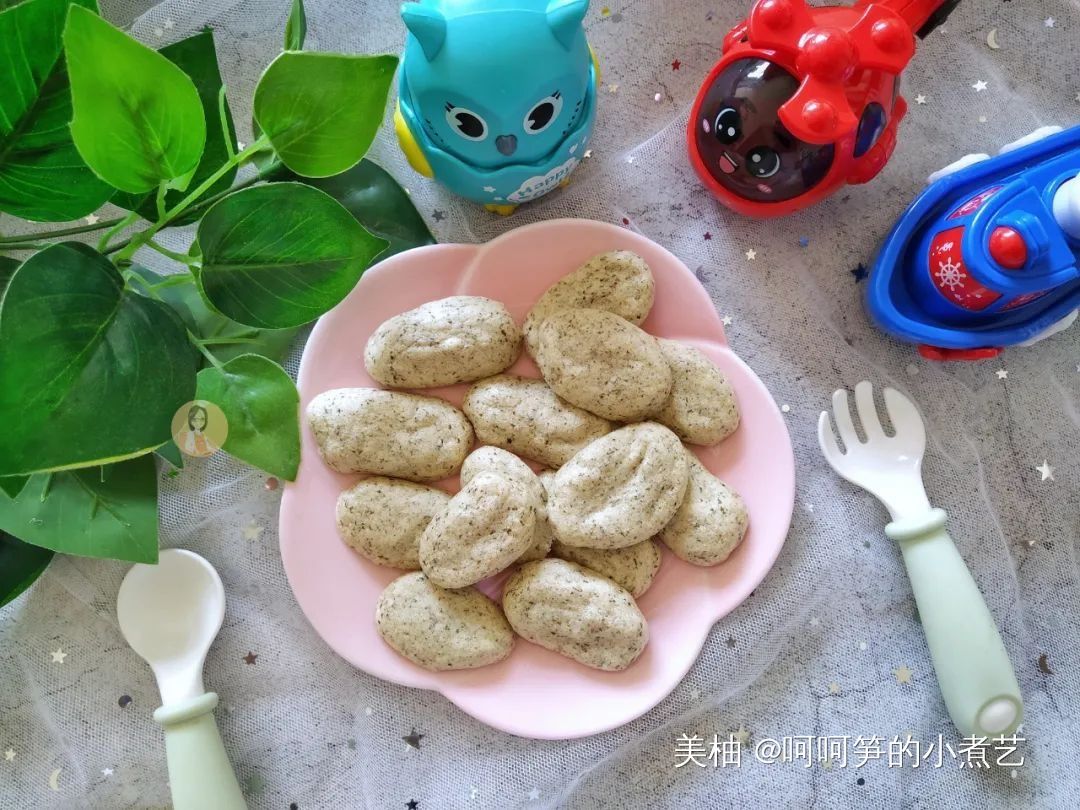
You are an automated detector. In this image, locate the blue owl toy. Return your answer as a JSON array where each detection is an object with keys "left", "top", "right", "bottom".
[{"left": 395, "top": 0, "right": 598, "bottom": 215}]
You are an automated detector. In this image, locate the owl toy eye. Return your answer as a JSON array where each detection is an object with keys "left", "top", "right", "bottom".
[
  {"left": 523, "top": 92, "right": 563, "bottom": 135},
  {"left": 445, "top": 105, "right": 488, "bottom": 141}
]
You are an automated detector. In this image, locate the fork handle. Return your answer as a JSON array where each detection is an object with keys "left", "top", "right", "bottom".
[{"left": 887, "top": 508, "right": 1023, "bottom": 738}]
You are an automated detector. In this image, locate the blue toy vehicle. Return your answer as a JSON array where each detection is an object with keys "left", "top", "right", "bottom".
[
  {"left": 395, "top": 0, "right": 597, "bottom": 215},
  {"left": 867, "top": 125, "right": 1080, "bottom": 360}
]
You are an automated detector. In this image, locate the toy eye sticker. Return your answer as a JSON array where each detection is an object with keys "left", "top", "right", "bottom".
[
  {"left": 523, "top": 91, "right": 563, "bottom": 135},
  {"left": 746, "top": 145, "right": 780, "bottom": 178},
  {"left": 445, "top": 104, "right": 489, "bottom": 141},
  {"left": 712, "top": 107, "right": 741, "bottom": 144}
]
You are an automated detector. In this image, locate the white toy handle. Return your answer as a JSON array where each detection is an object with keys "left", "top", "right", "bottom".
[{"left": 1052, "top": 173, "right": 1080, "bottom": 239}]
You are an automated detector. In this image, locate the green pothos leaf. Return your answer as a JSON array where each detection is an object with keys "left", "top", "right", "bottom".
[
  {"left": 64, "top": 4, "right": 206, "bottom": 193},
  {"left": 196, "top": 182, "right": 386, "bottom": 328},
  {"left": 111, "top": 29, "right": 237, "bottom": 223},
  {"left": 0, "top": 477, "right": 28, "bottom": 498},
  {"left": 0, "top": 531, "right": 54, "bottom": 608},
  {"left": 273, "top": 159, "right": 435, "bottom": 258},
  {"left": 0, "top": 255, "right": 19, "bottom": 298},
  {"left": 284, "top": 0, "right": 306, "bottom": 50},
  {"left": 253, "top": 52, "right": 396, "bottom": 178},
  {"left": 0, "top": 242, "right": 196, "bottom": 476},
  {"left": 0, "top": 454, "right": 158, "bottom": 563},
  {"left": 155, "top": 441, "right": 184, "bottom": 470},
  {"left": 196, "top": 354, "right": 300, "bottom": 480},
  {"left": 0, "top": 0, "right": 112, "bottom": 221}
]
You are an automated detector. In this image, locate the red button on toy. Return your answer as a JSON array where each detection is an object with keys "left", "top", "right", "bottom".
[{"left": 988, "top": 226, "right": 1027, "bottom": 270}]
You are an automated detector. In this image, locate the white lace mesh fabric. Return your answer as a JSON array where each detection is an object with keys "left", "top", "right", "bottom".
[{"left": 2, "top": 0, "right": 1079, "bottom": 807}]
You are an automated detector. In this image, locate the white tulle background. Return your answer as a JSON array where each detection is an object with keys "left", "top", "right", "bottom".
[{"left": 1, "top": 0, "right": 1078, "bottom": 807}]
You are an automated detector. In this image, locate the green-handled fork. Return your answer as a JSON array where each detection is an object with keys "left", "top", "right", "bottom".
[{"left": 819, "top": 381, "right": 1023, "bottom": 737}]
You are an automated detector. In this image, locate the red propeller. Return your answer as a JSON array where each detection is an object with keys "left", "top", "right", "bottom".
[{"left": 746, "top": 0, "right": 915, "bottom": 143}]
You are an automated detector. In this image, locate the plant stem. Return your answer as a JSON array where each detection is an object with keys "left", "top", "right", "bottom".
[
  {"left": 142, "top": 273, "right": 194, "bottom": 291},
  {"left": 187, "top": 329, "right": 224, "bottom": 369},
  {"left": 0, "top": 240, "right": 53, "bottom": 252},
  {"left": 146, "top": 239, "right": 199, "bottom": 266},
  {"left": 123, "top": 268, "right": 164, "bottom": 300},
  {"left": 97, "top": 211, "right": 140, "bottom": 252},
  {"left": 99, "top": 236, "right": 128, "bottom": 257},
  {"left": 190, "top": 160, "right": 281, "bottom": 213},
  {"left": 218, "top": 86, "right": 236, "bottom": 160},
  {"left": 103, "top": 160, "right": 282, "bottom": 258},
  {"left": 114, "top": 135, "right": 271, "bottom": 264},
  {"left": 155, "top": 182, "right": 169, "bottom": 222},
  {"left": 199, "top": 336, "right": 263, "bottom": 345},
  {"left": 39, "top": 473, "right": 54, "bottom": 502},
  {"left": 0, "top": 216, "right": 124, "bottom": 245}
]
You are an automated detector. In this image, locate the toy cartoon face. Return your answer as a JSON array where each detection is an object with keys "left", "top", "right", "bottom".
[
  {"left": 401, "top": 0, "right": 593, "bottom": 171},
  {"left": 419, "top": 63, "right": 588, "bottom": 169},
  {"left": 694, "top": 58, "right": 835, "bottom": 203}
]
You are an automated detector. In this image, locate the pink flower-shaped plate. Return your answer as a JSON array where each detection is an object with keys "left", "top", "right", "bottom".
[{"left": 280, "top": 218, "right": 795, "bottom": 739}]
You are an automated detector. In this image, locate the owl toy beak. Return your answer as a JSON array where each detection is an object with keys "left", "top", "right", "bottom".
[{"left": 496, "top": 134, "right": 518, "bottom": 156}]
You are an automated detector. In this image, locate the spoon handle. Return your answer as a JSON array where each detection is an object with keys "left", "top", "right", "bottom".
[{"left": 154, "top": 692, "right": 247, "bottom": 810}]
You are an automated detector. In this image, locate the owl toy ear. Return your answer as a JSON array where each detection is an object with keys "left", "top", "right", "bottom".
[
  {"left": 401, "top": 2, "right": 447, "bottom": 61},
  {"left": 546, "top": 0, "right": 588, "bottom": 50}
]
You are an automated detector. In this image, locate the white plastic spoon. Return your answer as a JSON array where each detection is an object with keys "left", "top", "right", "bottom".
[{"left": 117, "top": 549, "right": 247, "bottom": 810}]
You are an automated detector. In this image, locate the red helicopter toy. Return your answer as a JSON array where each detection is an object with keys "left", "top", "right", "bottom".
[{"left": 688, "top": 0, "right": 960, "bottom": 218}]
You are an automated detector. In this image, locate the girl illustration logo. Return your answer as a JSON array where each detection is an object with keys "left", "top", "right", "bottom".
[{"left": 170, "top": 400, "right": 229, "bottom": 458}]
